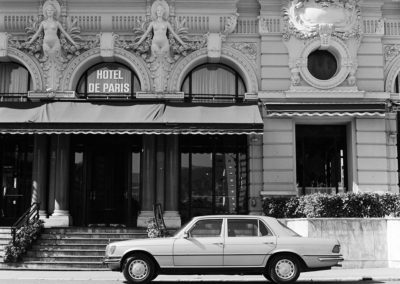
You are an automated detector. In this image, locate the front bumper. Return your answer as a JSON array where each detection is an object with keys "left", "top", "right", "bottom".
[{"left": 103, "top": 256, "right": 121, "bottom": 271}]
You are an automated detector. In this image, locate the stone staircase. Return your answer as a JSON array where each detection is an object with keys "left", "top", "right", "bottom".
[
  {"left": 0, "top": 227, "right": 148, "bottom": 270},
  {"left": 0, "top": 227, "right": 12, "bottom": 264}
]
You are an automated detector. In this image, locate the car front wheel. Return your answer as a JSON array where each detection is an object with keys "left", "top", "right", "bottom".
[
  {"left": 268, "top": 254, "right": 300, "bottom": 284},
  {"left": 123, "top": 254, "right": 155, "bottom": 283}
]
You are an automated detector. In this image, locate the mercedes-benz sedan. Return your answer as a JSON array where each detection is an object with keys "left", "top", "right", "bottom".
[{"left": 104, "top": 215, "right": 343, "bottom": 283}]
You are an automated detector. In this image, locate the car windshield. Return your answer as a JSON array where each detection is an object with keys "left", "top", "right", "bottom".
[
  {"left": 277, "top": 220, "right": 301, "bottom": 237},
  {"left": 173, "top": 221, "right": 190, "bottom": 237}
]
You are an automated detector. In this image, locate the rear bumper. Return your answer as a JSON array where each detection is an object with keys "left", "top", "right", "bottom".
[{"left": 318, "top": 256, "right": 344, "bottom": 262}]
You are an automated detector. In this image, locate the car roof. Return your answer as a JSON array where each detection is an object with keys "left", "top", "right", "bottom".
[{"left": 189, "top": 215, "right": 293, "bottom": 237}]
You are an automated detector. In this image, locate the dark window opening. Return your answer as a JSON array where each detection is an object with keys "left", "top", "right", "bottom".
[
  {"left": 395, "top": 75, "right": 399, "bottom": 94},
  {"left": 296, "top": 125, "right": 348, "bottom": 195},
  {"left": 0, "top": 135, "right": 33, "bottom": 226},
  {"left": 307, "top": 50, "right": 338, "bottom": 80},
  {"left": 181, "top": 64, "right": 246, "bottom": 103},
  {"left": 180, "top": 135, "right": 248, "bottom": 224}
]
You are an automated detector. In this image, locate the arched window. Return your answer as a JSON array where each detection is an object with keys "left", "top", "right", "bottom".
[
  {"left": 395, "top": 73, "right": 399, "bottom": 93},
  {"left": 0, "top": 62, "right": 32, "bottom": 98},
  {"left": 76, "top": 63, "right": 140, "bottom": 98},
  {"left": 181, "top": 64, "right": 246, "bottom": 102}
]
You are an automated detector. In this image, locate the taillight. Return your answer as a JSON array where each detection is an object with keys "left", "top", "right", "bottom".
[{"left": 332, "top": 244, "right": 340, "bottom": 253}]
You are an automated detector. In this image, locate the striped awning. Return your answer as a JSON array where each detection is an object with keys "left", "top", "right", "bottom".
[
  {"left": 0, "top": 102, "right": 263, "bottom": 135},
  {"left": 264, "top": 102, "right": 388, "bottom": 118}
]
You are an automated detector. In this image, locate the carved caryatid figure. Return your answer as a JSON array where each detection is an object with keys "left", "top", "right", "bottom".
[
  {"left": 27, "top": 0, "right": 78, "bottom": 90},
  {"left": 28, "top": 0, "right": 78, "bottom": 60},
  {"left": 136, "top": 0, "right": 186, "bottom": 58}
]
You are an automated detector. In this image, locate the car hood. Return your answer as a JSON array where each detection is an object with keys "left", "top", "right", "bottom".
[{"left": 109, "top": 237, "right": 176, "bottom": 247}]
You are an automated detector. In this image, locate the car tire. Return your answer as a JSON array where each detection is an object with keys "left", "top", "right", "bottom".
[
  {"left": 263, "top": 272, "right": 273, "bottom": 282},
  {"left": 268, "top": 254, "right": 300, "bottom": 284},
  {"left": 123, "top": 254, "right": 155, "bottom": 283}
]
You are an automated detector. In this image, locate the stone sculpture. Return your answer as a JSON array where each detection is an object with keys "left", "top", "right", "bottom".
[
  {"left": 134, "top": 0, "right": 187, "bottom": 92},
  {"left": 27, "top": 0, "right": 78, "bottom": 91}
]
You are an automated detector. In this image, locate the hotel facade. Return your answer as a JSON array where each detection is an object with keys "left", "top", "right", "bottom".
[{"left": 0, "top": 0, "right": 399, "bottom": 228}]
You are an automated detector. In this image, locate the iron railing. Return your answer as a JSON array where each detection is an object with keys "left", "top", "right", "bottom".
[
  {"left": 11, "top": 202, "right": 40, "bottom": 246},
  {"left": 153, "top": 203, "right": 169, "bottom": 237}
]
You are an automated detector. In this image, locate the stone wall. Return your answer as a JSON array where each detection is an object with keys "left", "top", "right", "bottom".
[{"left": 283, "top": 218, "right": 400, "bottom": 269}]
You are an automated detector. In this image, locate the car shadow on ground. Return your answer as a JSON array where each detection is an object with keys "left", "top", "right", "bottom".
[{"left": 121, "top": 281, "right": 386, "bottom": 284}]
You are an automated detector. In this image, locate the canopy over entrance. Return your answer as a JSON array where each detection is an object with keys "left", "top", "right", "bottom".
[{"left": 0, "top": 102, "right": 263, "bottom": 135}]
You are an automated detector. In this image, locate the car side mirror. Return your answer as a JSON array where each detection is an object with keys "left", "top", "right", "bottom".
[{"left": 183, "top": 231, "right": 189, "bottom": 239}]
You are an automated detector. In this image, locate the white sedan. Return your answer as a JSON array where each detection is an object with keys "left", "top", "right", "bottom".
[{"left": 104, "top": 215, "right": 343, "bottom": 284}]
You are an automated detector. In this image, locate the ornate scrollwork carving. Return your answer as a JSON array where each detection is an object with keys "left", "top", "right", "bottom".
[{"left": 283, "top": 0, "right": 362, "bottom": 41}]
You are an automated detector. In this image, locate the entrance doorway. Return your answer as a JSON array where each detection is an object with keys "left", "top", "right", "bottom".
[
  {"left": 87, "top": 147, "right": 126, "bottom": 225},
  {"left": 70, "top": 135, "right": 141, "bottom": 227},
  {"left": 0, "top": 135, "right": 33, "bottom": 226}
]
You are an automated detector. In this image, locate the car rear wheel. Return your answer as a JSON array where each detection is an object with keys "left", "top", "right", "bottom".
[
  {"left": 123, "top": 254, "right": 155, "bottom": 283},
  {"left": 268, "top": 254, "right": 300, "bottom": 284}
]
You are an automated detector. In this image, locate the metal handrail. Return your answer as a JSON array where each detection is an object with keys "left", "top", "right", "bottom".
[
  {"left": 11, "top": 202, "right": 40, "bottom": 246},
  {"left": 153, "top": 203, "right": 169, "bottom": 237}
]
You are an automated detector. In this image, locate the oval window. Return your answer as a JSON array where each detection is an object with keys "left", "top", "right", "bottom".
[{"left": 307, "top": 50, "right": 338, "bottom": 81}]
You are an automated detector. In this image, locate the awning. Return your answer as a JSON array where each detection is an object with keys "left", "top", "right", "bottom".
[
  {"left": 264, "top": 102, "right": 388, "bottom": 118},
  {"left": 0, "top": 102, "right": 263, "bottom": 135}
]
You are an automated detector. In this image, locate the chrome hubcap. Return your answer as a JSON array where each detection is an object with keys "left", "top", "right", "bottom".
[
  {"left": 128, "top": 259, "right": 149, "bottom": 280},
  {"left": 275, "top": 259, "right": 295, "bottom": 279}
]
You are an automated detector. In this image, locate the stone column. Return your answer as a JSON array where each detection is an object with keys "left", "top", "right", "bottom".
[
  {"left": 137, "top": 135, "right": 156, "bottom": 227},
  {"left": 156, "top": 136, "right": 165, "bottom": 206},
  {"left": 31, "top": 135, "right": 48, "bottom": 219},
  {"left": 164, "top": 135, "right": 181, "bottom": 228},
  {"left": 48, "top": 135, "right": 72, "bottom": 227}
]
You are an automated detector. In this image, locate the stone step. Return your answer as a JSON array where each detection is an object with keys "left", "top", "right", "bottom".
[
  {"left": 0, "top": 233, "right": 12, "bottom": 238},
  {"left": 35, "top": 238, "right": 129, "bottom": 245},
  {"left": 44, "top": 227, "right": 146, "bottom": 234},
  {"left": 0, "top": 228, "right": 11, "bottom": 234},
  {"left": 0, "top": 262, "right": 107, "bottom": 270},
  {"left": 41, "top": 232, "right": 146, "bottom": 239},
  {"left": 24, "top": 256, "right": 104, "bottom": 263},
  {"left": 27, "top": 249, "right": 105, "bottom": 257},
  {"left": 32, "top": 243, "right": 107, "bottom": 250}
]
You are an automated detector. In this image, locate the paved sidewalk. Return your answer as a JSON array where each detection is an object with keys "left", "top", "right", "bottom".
[{"left": 0, "top": 268, "right": 399, "bottom": 282}]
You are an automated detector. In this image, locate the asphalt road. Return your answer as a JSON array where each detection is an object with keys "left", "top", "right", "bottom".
[{"left": 1, "top": 281, "right": 400, "bottom": 284}]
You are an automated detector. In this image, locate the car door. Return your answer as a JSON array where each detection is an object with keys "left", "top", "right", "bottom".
[
  {"left": 223, "top": 218, "right": 276, "bottom": 266},
  {"left": 173, "top": 218, "right": 224, "bottom": 266}
]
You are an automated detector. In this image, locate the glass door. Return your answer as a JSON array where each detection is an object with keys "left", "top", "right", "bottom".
[{"left": 70, "top": 135, "right": 141, "bottom": 227}]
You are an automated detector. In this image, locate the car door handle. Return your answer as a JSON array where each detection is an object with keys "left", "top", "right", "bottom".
[
  {"left": 213, "top": 242, "right": 224, "bottom": 247},
  {"left": 263, "top": 242, "right": 275, "bottom": 245}
]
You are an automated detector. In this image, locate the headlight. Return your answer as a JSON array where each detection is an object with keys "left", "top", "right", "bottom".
[
  {"left": 106, "top": 245, "right": 116, "bottom": 256},
  {"left": 332, "top": 244, "right": 340, "bottom": 253}
]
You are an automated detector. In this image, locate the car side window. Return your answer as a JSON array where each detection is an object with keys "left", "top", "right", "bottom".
[
  {"left": 259, "top": 220, "right": 272, "bottom": 236},
  {"left": 227, "top": 219, "right": 259, "bottom": 237},
  {"left": 189, "top": 219, "right": 223, "bottom": 238}
]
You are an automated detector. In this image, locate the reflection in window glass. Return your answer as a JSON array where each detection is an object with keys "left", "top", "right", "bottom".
[
  {"left": 228, "top": 219, "right": 258, "bottom": 237},
  {"left": 180, "top": 136, "right": 248, "bottom": 224},
  {"left": 192, "top": 153, "right": 213, "bottom": 216},
  {"left": 190, "top": 219, "right": 223, "bottom": 238},
  {"left": 296, "top": 125, "right": 347, "bottom": 195}
]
